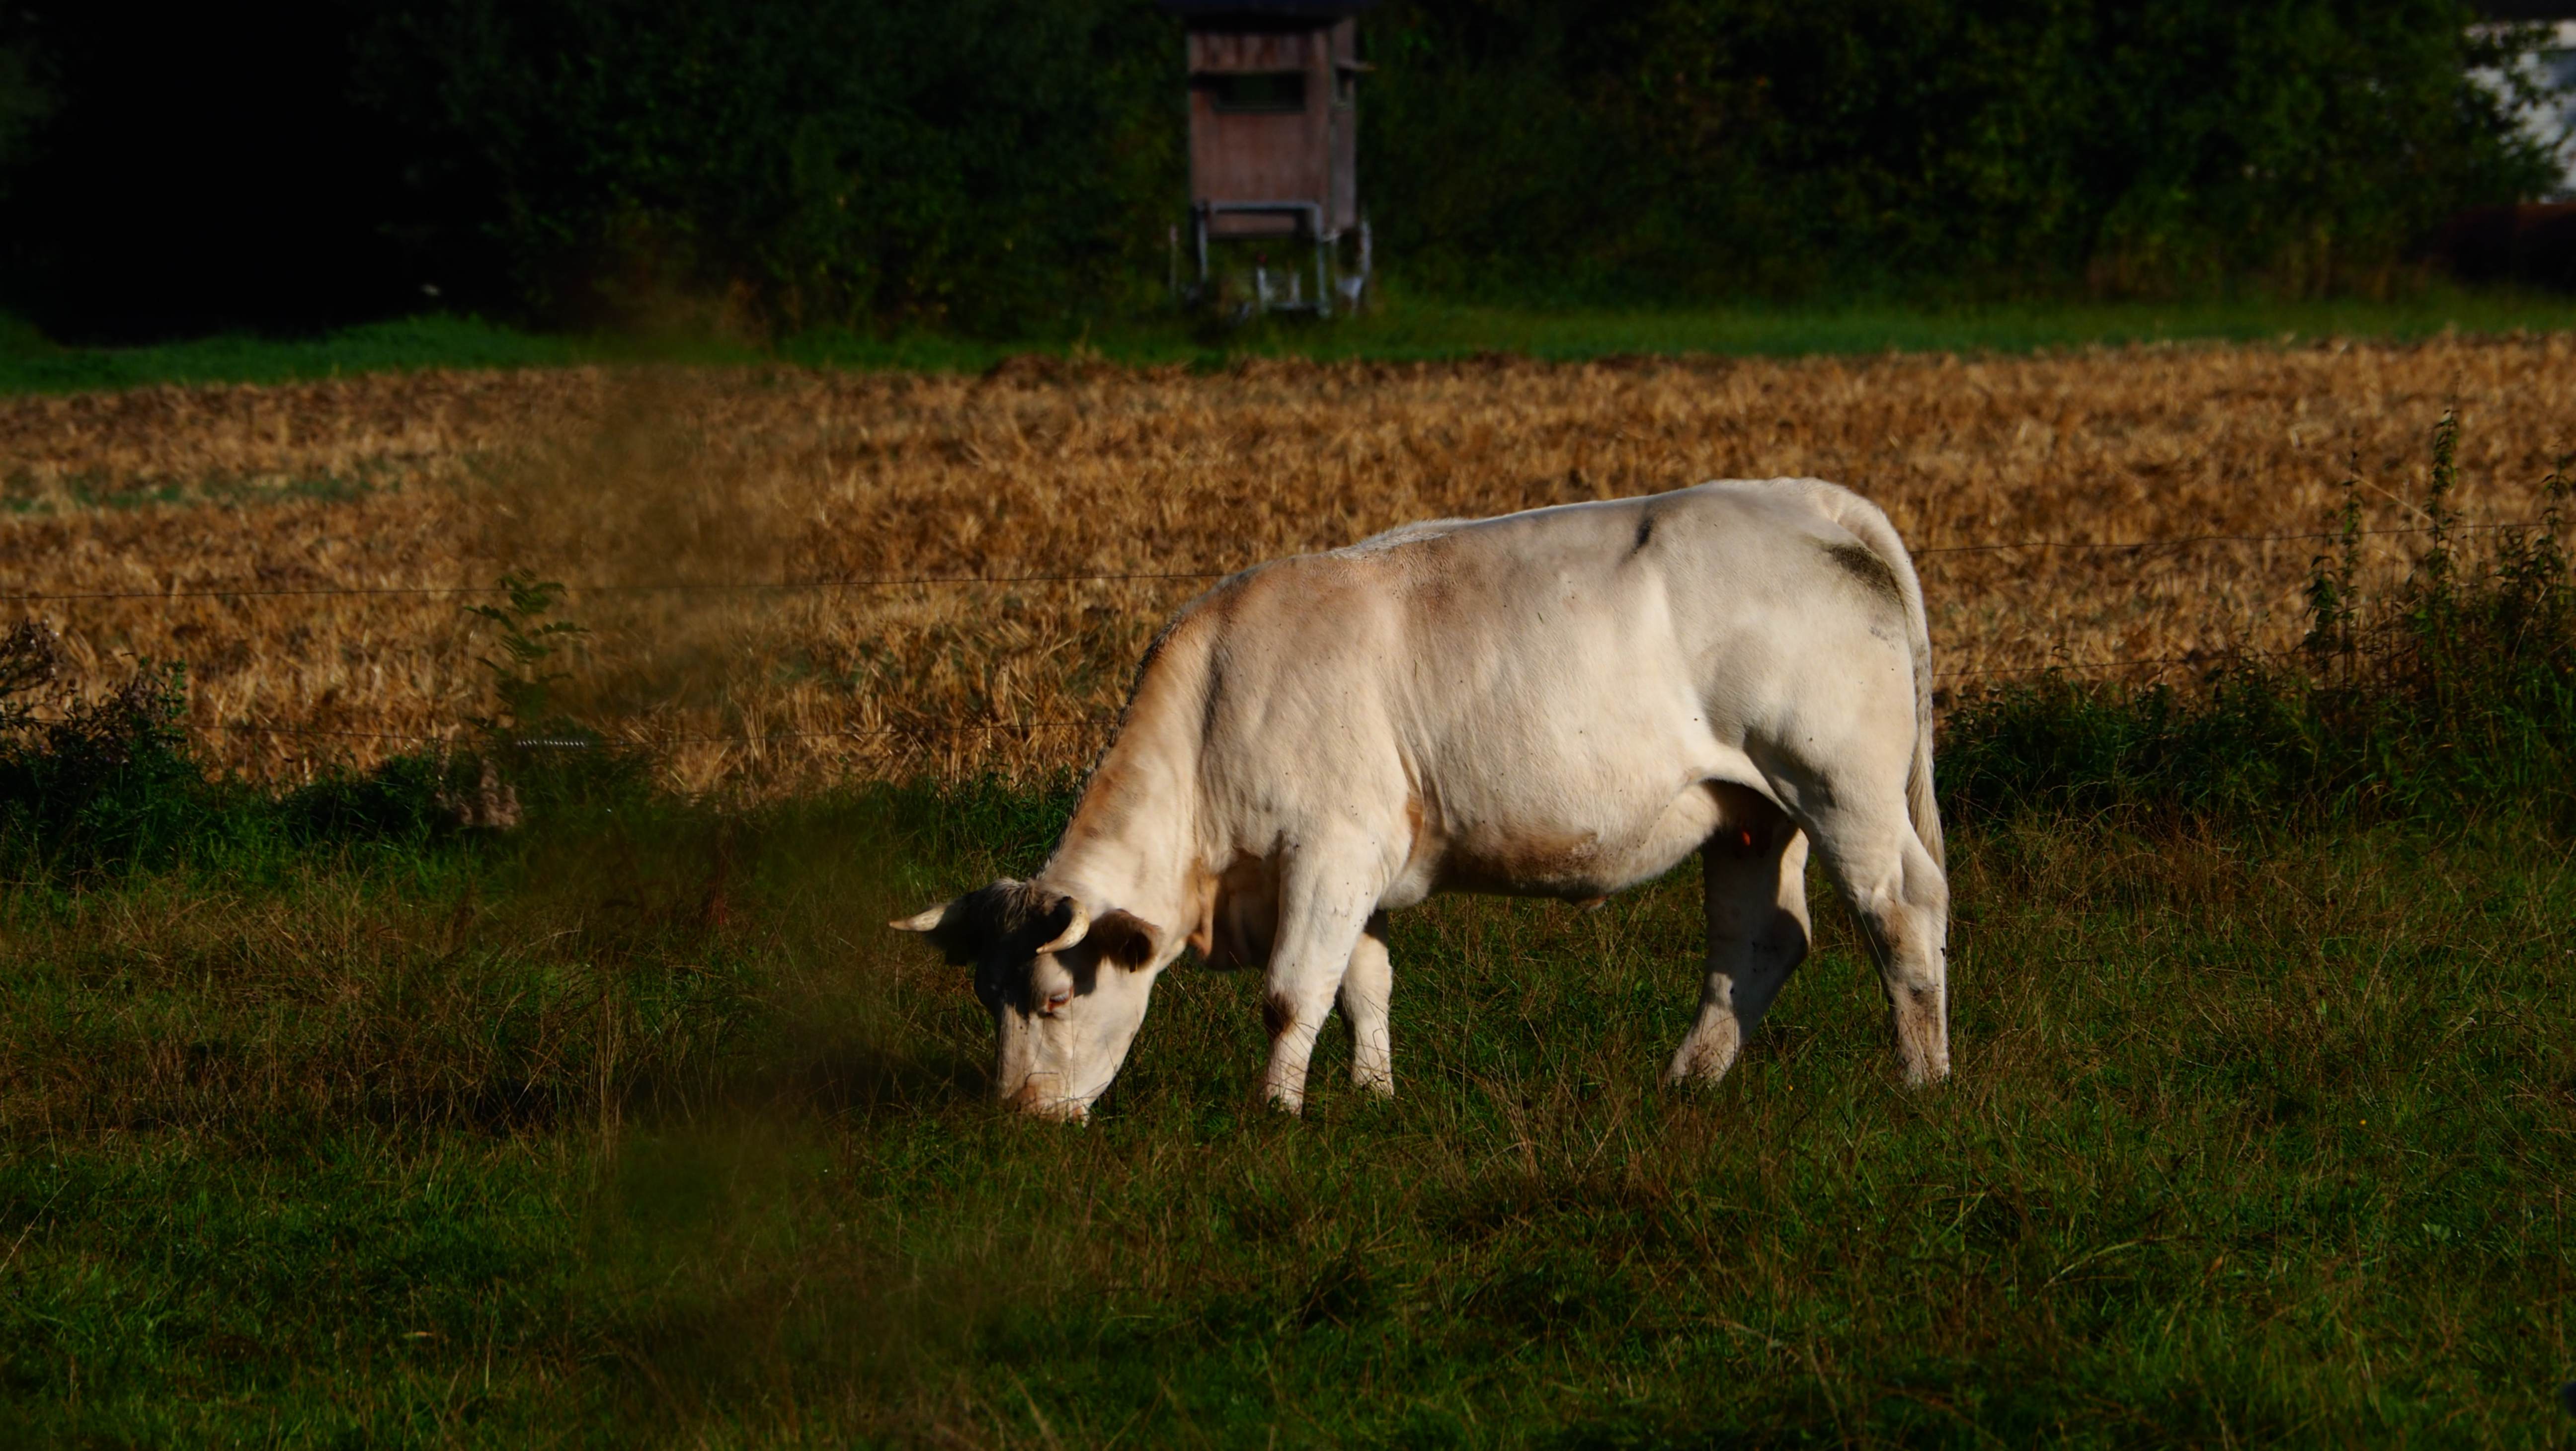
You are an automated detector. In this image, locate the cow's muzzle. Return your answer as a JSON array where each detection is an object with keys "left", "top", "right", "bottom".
[{"left": 1001, "top": 1075, "right": 1090, "bottom": 1123}]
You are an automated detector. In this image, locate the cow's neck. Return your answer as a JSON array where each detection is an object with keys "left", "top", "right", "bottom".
[{"left": 1035, "top": 692, "right": 1205, "bottom": 939}]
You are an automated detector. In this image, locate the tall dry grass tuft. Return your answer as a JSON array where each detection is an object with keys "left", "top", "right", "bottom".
[{"left": 1, "top": 337, "right": 2571, "bottom": 793}]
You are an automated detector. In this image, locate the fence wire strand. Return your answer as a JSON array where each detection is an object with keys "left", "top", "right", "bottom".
[
  {"left": 0, "top": 569, "right": 1234, "bottom": 604},
  {"left": 198, "top": 719, "right": 1117, "bottom": 747},
  {"left": 0, "top": 519, "right": 2536, "bottom": 605}
]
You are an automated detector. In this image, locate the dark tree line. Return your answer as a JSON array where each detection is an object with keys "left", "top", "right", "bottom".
[
  {"left": 0, "top": 0, "right": 2556, "bottom": 341},
  {"left": 1368, "top": 0, "right": 2559, "bottom": 301}
]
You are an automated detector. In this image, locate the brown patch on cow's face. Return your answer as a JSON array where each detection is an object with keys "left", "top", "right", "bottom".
[
  {"left": 1082, "top": 908, "right": 1161, "bottom": 970},
  {"left": 1263, "top": 991, "right": 1296, "bottom": 1042}
]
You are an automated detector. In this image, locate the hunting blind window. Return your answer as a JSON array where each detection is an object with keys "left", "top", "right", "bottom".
[{"left": 1208, "top": 72, "right": 1306, "bottom": 113}]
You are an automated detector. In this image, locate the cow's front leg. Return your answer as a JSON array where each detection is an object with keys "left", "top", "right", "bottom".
[
  {"left": 1340, "top": 913, "right": 1395, "bottom": 1098},
  {"left": 1259, "top": 850, "right": 1379, "bottom": 1114},
  {"left": 1668, "top": 817, "right": 1811, "bottom": 1087}
]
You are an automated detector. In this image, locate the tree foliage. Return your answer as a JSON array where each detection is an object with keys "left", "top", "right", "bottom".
[
  {"left": 0, "top": 31, "right": 46, "bottom": 200},
  {"left": 1364, "top": 0, "right": 2561, "bottom": 300},
  {"left": 0, "top": 0, "right": 2557, "bottom": 338},
  {"left": 354, "top": 0, "right": 1182, "bottom": 333}
]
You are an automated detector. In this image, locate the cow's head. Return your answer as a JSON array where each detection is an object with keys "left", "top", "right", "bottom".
[{"left": 891, "top": 881, "right": 1168, "bottom": 1122}]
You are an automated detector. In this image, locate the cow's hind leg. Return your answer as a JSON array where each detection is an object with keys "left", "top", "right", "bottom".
[
  {"left": 1341, "top": 913, "right": 1394, "bottom": 1097},
  {"left": 1800, "top": 793, "right": 1950, "bottom": 1086},
  {"left": 1667, "top": 794, "right": 1811, "bottom": 1087},
  {"left": 1872, "top": 832, "right": 1951, "bottom": 1084}
]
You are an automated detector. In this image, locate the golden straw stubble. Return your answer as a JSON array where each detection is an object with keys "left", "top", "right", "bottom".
[{"left": 1, "top": 335, "right": 2569, "bottom": 794}]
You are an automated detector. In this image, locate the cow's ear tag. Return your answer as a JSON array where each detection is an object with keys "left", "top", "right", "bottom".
[{"left": 1090, "top": 909, "right": 1163, "bottom": 969}]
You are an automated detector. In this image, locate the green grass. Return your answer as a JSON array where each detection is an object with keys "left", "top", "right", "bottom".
[
  {"left": 11, "top": 286, "right": 2576, "bottom": 395},
  {"left": 3, "top": 784, "right": 2573, "bottom": 1447},
  {"left": 1013, "top": 288, "right": 2576, "bottom": 368},
  {"left": 0, "top": 313, "right": 606, "bottom": 394}
]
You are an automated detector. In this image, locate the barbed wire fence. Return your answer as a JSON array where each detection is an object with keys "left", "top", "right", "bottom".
[{"left": 0, "top": 519, "right": 2541, "bottom": 756}]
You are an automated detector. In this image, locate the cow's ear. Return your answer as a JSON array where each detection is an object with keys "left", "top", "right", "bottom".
[{"left": 1087, "top": 908, "right": 1163, "bottom": 970}]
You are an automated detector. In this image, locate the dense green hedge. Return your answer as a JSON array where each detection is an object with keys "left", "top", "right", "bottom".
[
  {"left": 0, "top": 0, "right": 2558, "bottom": 338},
  {"left": 1368, "top": 0, "right": 2559, "bottom": 302},
  {"left": 352, "top": 0, "right": 1183, "bottom": 332}
]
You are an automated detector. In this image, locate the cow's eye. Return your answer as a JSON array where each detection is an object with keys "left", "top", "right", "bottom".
[{"left": 1044, "top": 987, "right": 1072, "bottom": 1013}]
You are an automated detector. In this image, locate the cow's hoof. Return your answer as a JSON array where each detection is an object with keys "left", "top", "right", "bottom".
[{"left": 1663, "top": 1050, "right": 1740, "bottom": 1090}]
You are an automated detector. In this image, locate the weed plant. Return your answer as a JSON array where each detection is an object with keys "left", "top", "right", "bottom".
[
  {"left": 1945, "top": 415, "right": 2576, "bottom": 831},
  {"left": 0, "top": 579, "right": 646, "bottom": 878}
]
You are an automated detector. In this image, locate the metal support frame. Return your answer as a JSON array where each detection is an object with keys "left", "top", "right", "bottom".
[{"left": 1184, "top": 200, "right": 1368, "bottom": 319}]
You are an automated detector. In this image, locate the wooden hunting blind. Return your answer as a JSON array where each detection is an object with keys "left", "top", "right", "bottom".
[{"left": 1162, "top": 0, "right": 1375, "bottom": 315}]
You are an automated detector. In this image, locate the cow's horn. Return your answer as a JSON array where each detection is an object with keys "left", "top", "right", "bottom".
[
  {"left": 1036, "top": 899, "right": 1091, "bottom": 955},
  {"left": 889, "top": 902, "right": 950, "bottom": 932}
]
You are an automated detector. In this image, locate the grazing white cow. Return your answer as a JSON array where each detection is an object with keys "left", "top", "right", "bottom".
[{"left": 895, "top": 479, "right": 1948, "bottom": 1121}]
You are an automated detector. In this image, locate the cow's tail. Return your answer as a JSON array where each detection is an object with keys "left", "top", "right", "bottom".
[{"left": 1797, "top": 482, "right": 1944, "bottom": 872}]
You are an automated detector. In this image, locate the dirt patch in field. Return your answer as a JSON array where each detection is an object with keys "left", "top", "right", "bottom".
[{"left": 2, "top": 336, "right": 2570, "bottom": 791}]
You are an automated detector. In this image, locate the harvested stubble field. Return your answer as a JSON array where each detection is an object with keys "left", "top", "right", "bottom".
[{"left": 3, "top": 334, "right": 2573, "bottom": 791}]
